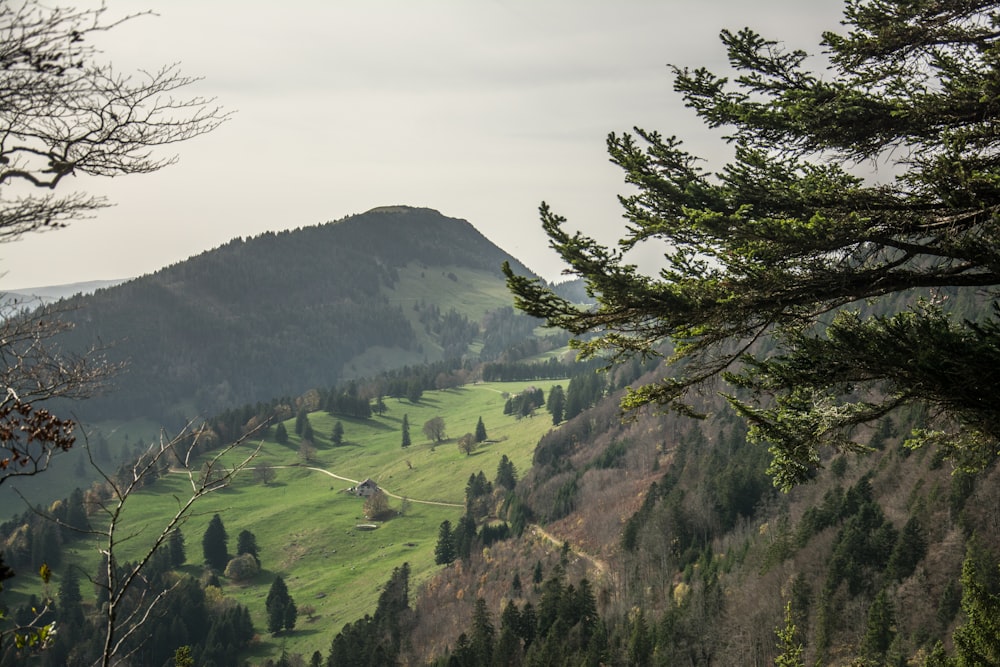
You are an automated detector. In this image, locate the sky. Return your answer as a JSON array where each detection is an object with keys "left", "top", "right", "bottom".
[{"left": 0, "top": 0, "right": 845, "bottom": 290}]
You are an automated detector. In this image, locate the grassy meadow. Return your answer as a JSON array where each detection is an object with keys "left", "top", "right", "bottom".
[
  {"left": 36, "top": 379, "right": 564, "bottom": 662},
  {"left": 342, "top": 264, "right": 520, "bottom": 378}
]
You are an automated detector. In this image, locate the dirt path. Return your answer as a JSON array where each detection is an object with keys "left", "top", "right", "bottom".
[
  {"left": 530, "top": 523, "right": 610, "bottom": 577},
  {"left": 260, "top": 465, "right": 464, "bottom": 508}
]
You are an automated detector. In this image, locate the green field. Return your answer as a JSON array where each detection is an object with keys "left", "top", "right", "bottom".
[{"left": 28, "top": 379, "right": 563, "bottom": 662}]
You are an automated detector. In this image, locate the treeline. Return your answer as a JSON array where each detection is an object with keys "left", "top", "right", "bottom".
[
  {"left": 392, "top": 380, "right": 1000, "bottom": 666},
  {"left": 479, "top": 307, "right": 556, "bottom": 361},
  {"left": 206, "top": 349, "right": 616, "bottom": 447},
  {"left": 435, "top": 459, "right": 524, "bottom": 567},
  {"left": 483, "top": 357, "right": 576, "bottom": 382}
]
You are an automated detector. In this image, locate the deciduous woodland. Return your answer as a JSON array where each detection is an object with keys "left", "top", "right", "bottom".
[{"left": 2, "top": 1, "right": 1000, "bottom": 666}]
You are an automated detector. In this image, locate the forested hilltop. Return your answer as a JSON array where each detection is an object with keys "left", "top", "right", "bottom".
[{"left": 47, "top": 206, "right": 539, "bottom": 422}]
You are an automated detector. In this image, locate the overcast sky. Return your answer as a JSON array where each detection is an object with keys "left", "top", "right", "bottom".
[{"left": 0, "top": 0, "right": 845, "bottom": 290}]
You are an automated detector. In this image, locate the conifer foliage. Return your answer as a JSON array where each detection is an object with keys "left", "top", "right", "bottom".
[
  {"left": 202, "top": 513, "right": 229, "bottom": 571},
  {"left": 506, "top": 0, "right": 1000, "bottom": 488},
  {"left": 326, "top": 564, "right": 411, "bottom": 665},
  {"left": 266, "top": 575, "right": 297, "bottom": 635}
]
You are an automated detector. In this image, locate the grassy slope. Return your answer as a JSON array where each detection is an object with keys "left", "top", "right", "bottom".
[
  {"left": 40, "top": 380, "right": 562, "bottom": 662},
  {"left": 3, "top": 264, "right": 518, "bottom": 518},
  {"left": 343, "top": 264, "right": 517, "bottom": 377}
]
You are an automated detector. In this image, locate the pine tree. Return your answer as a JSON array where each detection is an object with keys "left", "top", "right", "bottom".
[
  {"left": 519, "top": 601, "right": 537, "bottom": 649},
  {"left": 266, "top": 575, "right": 295, "bottom": 634},
  {"left": 628, "top": 610, "right": 653, "bottom": 666},
  {"left": 495, "top": 602, "right": 522, "bottom": 667},
  {"left": 575, "top": 578, "right": 598, "bottom": 639},
  {"left": 863, "top": 589, "right": 896, "bottom": 661},
  {"left": 775, "top": 601, "right": 805, "bottom": 667},
  {"left": 505, "top": 0, "right": 1000, "bottom": 487},
  {"left": 202, "top": 513, "right": 228, "bottom": 571},
  {"left": 887, "top": 516, "right": 927, "bottom": 582},
  {"left": 546, "top": 384, "right": 565, "bottom": 425},
  {"left": 283, "top": 598, "right": 297, "bottom": 632},
  {"left": 168, "top": 529, "right": 186, "bottom": 567},
  {"left": 294, "top": 408, "right": 309, "bottom": 436},
  {"left": 65, "top": 487, "right": 90, "bottom": 532},
  {"left": 454, "top": 513, "right": 477, "bottom": 561},
  {"left": 434, "top": 520, "right": 456, "bottom": 565},
  {"left": 331, "top": 420, "right": 344, "bottom": 446},
  {"left": 401, "top": 414, "right": 411, "bottom": 448},
  {"left": 952, "top": 555, "right": 1000, "bottom": 665},
  {"left": 495, "top": 454, "right": 518, "bottom": 490},
  {"left": 475, "top": 416, "right": 487, "bottom": 443},
  {"left": 236, "top": 529, "right": 259, "bottom": 563},
  {"left": 470, "top": 597, "right": 495, "bottom": 666},
  {"left": 174, "top": 646, "right": 195, "bottom": 667},
  {"left": 58, "top": 566, "right": 84, "bottom": 628},
  {"left": 274, "top": 422, "right": 289, "bottom": 445}
]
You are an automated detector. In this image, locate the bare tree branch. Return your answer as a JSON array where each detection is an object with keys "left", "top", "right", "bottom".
[
  {"left": 81, "top": 423, "right": 263, "bottom": 667},
  {"left": 0, "top": 0, "right": 228, "bottom": 486}
]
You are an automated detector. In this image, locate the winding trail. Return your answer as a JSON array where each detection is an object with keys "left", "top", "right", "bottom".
[
  {"left": 260, "top": 465, "right": 464, "bottom": 508},
  {"left": 252, "top": 468, "right": 608, "bottom": 572},
  {"left": 530, "top": 523, "right": 609, "bottom": 577}
]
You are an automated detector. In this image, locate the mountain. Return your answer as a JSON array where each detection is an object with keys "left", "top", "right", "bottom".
[
  {"left": 47, "top": 206, "right": 539, "bottom": 422},
  {"left": 0, "top": 279, "right": 124, "bottom": 310}
]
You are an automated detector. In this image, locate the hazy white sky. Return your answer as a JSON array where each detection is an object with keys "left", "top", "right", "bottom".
[{"left": 0, "top": 0, "right": 844, "bottom": 289}]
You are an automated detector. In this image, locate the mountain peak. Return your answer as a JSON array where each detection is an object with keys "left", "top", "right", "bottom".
[{"left": 361, "top": 205, "right": 437, "bottom": 216}]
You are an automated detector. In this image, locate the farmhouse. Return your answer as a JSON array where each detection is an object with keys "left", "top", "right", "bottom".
[{"left": 352, "top": 478, "right": 379, "bottom": 497}]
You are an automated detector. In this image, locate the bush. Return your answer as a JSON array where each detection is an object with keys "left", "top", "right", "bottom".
[{"left": 224, "top": 553, "right": 260, "bottom": 582}]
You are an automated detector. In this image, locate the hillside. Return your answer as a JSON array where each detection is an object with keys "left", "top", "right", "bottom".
[
  {"left": 2, "top": 313, "right": 998, "bottom": 665},
  {"left": 395, "top": 365, "right": 1000, "bottom": 666},
  {"left": 0, "top": 279, "right": 124, "bottom": 308},
  {"left": 0, "top": 379, "right": 568, "bottom": 664},
  {"left": 45, "top": 206, "right": 539, "bottom": 422}
]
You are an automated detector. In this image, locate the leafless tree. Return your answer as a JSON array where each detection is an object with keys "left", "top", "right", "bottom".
[
  {"left": 253, "top": 464, "right": 277, "bottom": 486},
  {"left": 0, "top": 1, "right": 228, "bottom": 484},
  {"left": 298, "top": 439, "right": 318, "bottom": 464},
  {"left": 422, "top": 416, "right": 446, "bottom": 443},
  {"left": 93, "top": 427, "right": 258, "bottom": 667},
  {"left": 5, "top": 422, "right": 261, "bottom": 664},
  {"left": 363, "top": 489, "right": 392, "bottom": 521},
  {"left": 457, "top": 432, "right": 475, "bottom": 456}
]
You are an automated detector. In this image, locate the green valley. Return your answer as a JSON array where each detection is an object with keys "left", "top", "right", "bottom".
[{"left": 21, "top": 380, "right": 565, "bottom": 662}]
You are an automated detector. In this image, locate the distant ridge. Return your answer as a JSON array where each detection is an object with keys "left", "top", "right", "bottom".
[
  {"left": 1, "top": 279, "right": 124, "bottom": 306},
  {"left": 47, "top": 207, "right": 538, "bottom": 421}
]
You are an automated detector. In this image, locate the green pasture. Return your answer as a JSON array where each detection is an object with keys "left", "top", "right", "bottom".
[
  {"left": 29, "top": 379, "right": 563, "bottom": 662},
  {"left": 344, "top": 265, "right": 518, "bottom": 377}
]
